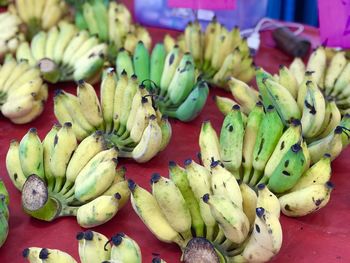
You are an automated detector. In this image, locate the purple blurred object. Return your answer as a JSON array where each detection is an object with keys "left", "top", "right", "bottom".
[
  {"left": 134, "top": 0, "right": 268, "bottom": 30},
  {"left": 318, "top": 0, "right": 350, "bottom": 48}
]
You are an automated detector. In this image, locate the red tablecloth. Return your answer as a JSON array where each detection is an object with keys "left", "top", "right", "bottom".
[{"left": 1, "top": 2, "right": 350, "bottom": 262}]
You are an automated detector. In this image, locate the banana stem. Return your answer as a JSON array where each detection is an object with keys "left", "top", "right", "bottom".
[
  {"left": 46, "top": 176, "right": 55, "bottom": 192},
  {"left": 242, "top": 167, "right": 252, "bottom": 183},
  {"left": 206, "top": 226, "right": 215, "bottom": 241},
  {"left": 53, "top": 177, "right": 65, "bottom": 193},
  {"left": 59, "top": 205, "right": 78, "bottom": 217},
  {"left": 180, "top": 229, "right": 193, "bottom": 241},
  {"left": 257, "top": 176, "right": 269, "bottom": 186},
  {"left": 213, "top": 228, "right": 226, "bottom": 245},
  {"left": 62, "top": 183, "right": 75, "bottom": 198},
  {"left": 220, "top": 238, "right": 234, "bottom": 251},
  {"left": 249, "top": 169, "right": 263, "bottom": 187},
  {"left": 117, "top": 125, "right": 126, "bottom": 136},
  {"left": 120, "top": 130, "right": 130, "bottom": 140}
]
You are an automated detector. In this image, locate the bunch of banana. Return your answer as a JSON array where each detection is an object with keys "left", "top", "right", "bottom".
[
  {"left": 23, "top": 247, "right": 77, "bottom": 262},
  {"left": 164, "top": 18, "right": 255, "bottom": 88},
  {"left": 198, "top": 105, "right": 335, "bottom": 217},
  {"left": 16, "top": 21, "right": 107, "bottom": 83},
  {"left": 13, "top": 0, "right": 68, "bottom": 39},
  {"left": 66, "top": 0, "right": 151, "bottom": 60},
  {"left": 129, "top": 159, "right": 283, "bottom": 262},
  {"left": 0, "top": 57, "right": 48, "bottom": 124},
  {"left": 54, "top": 68, "right": 171, "bottom": 162},
  {"left": 5, "top": 124, "right": 130, "bottom": 227},
  {"left": 0, "top": 180, "right": 9, "bottom": 248},
  {"left": 115, "top": 41, "right": 209, "bottom": 122},
  {"left": 0, "top": 10, "right": 23, "bottom": 59}
]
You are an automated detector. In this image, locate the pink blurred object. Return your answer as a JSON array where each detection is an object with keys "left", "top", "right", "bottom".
[
  {"left": 318, "top": 0, "right": 350, "bottom": 48},
  {"left": 167, "top": 0, "right": 236, "bottom": 10}
]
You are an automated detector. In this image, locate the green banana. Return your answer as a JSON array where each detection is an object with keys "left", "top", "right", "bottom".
[
  {"left": 116, "top": 48, "right": 134, "bottom": 78},
  {"left": 150, "top": 43, "right": 166, "bottom": 88},
  {"left": 133, "top": 41, "right": 150, "bottom": 86}
]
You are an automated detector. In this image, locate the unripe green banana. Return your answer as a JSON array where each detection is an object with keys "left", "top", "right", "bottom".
[
  {"left": 151, "top": 173, "right": 192, "bottom": 240},
  {"left": 150, "top": 43, "right": 166, "bottom": 87},
  {"left": 255, "top": 67, "right": 274, "bottom": 108},
  {"left": 267, "top": 143, "right": 307, "bottom": 194},
  {"left": 159, "top": 116, "right": 172, "bottom": 151},
  {"left": 19, "top": 128, "right": 44, "bottom": 179},
  {"left": 77, "top": 193, "right": 121, "bottom": 228},
  {"left": 92, "top": 0, "right": 108, "bottom": 41},
  {"left": 242, "top": 102, "right": 264, "bottom": 183},
  {"left": 77, "top": 230, "right": 110, "bottom": 263},
  {"left": 219, "top": 105, "right": 244, "bottom": 175},
  {"left": 199, "top": 120, "right": 221, "bottom": 170},
  {"left": 279, "top": 182, "right": 334, "bottom": 217},
  {"left": 110, "top": 233, "right": 142, "bottom": 263},
  {"left": 133, "top": 41, "right": 150, "bottom": 86},
  {"left": 116, "top": 48, "right": 134, "bottom": 78}
]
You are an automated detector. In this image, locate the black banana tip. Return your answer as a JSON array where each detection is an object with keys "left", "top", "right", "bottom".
[
  {"left": 63, "top": 122, "right": 72, "bottom": 128},
  {"left": 279, "top": 64, "right": 285, "bottom": 69},
  {"left": 39, "top": 248, "right": 49, "bottom": 259},
  {"left": 324, "top": 153, "right": 331, "bottom": 158},
  {"left": 291, "top": 119, "right": 301, "bottom": 126},
  {"left": 149, "top": 114, "right": 157, "bottom": 120},
  {"left": 262, "top": 77, "right": 268, "bottom": 83},
  {"left": 128, "top": 179, "right": 137, "bottom": 192},
  {"left": 111, "top": 234, "right": 123, "bottom": 246},
  {"left": 54, "top": 89, "right": 63, "bottom": 97},
  {"left": 131, "top": 74, "right": 138, "bottom": 80},
  {"left": 114, "top": 193, "right": 121, "bottom": 200},
  {"left": 117, "top": 232, "right": 125, "bottom": 237},
  {"left": 121, "top": 69, "right": 127, "bottom": 76},
  {"left": 112, "top": 158, "right": 118, "bottom": 164},
  {"left": 150, "top": 173, "right": 161, "bottom": 184},
  {"left": 202, "top": 193, "right": 210, "bottom": 203},
  {"left": 84, "top": 230, "right": 94, "bottom": 241},
  {"left": 138, "top": 40, "right": 144, "bottom": 44},
  {"left": 76, "top": 232, "right": 84, "bottom": 240},
  {"left": 305, "top": 70, "right": 315, "bottom": 76},
  {"left": 335, "top": 126, "right": 343, "bottom": 134},
  {"left": 210, "top": 160, "right": 220, "bottom": 168},
  {"left": 22, "top": 248, "right": 30, "bottom": 258},
  {"left": 326, "top": 181, "right": 334, "bottom": 189},
  {"left": 256, "top": 207, "right": 265, "bottom": 217},
  {"left": 256, "top": 101, "right": 263, "bottom": 107},
  {"left": 184, "top": 159, "right": 192, "bottom": 166},
  {"left": 266, "top": 105, "right": 274, "bottom": 111},
  {"left": 141, "top": 96, "right": 148, "bottom": 103},
  {"left": 306, "top": 80, "right": 313, "bottom": 86},
  {"left": 232, "top": 104, "right": 240, "bottom": 110},
  {"left": 344, "top": 113, "right": 350, "bottom": 118},
  {"left": 78, "top": 79, "right": 85, "bottom": 85},
  {"left": 152, "top": 258, "right": 161, "bottom": 263},
  {"left": 168, "top": 161, "right": 176, "bottom": 167},
  {"left": 29, "top": 127, "right": 37, "bottom": 133},
  {"left": 119, "top": 47, "right": 126, "bottom": 52},
  {"left": 95, "top": 130, "right": 104, "bottom": 136},
  {"left": 257, "top": 183, "right": 266, "bottom": 190},
  {"left": 291, "top": 143, "right": 302, "bottom": 153}
]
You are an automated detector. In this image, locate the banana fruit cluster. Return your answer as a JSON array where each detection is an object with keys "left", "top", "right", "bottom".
[
  {"left": 116, "top": 41, "right": 209, "bottom": 122},
  {"left": 16, "top": 21, "right": 107, "bottom": 83},
  {"left": 164, "top": 19, "right": 254, "bottom": 88},
  {"left": 13, "top": 0, "right": 68, "bottom": 39},
  {"left": 0, "top": 57, "right": 48, "bottom": 124},
  {"left": 0, "top": 10, "right": 23, "bottom": 59},
  {"left": 69, "top": 0, "right": 151, "bottom": 58},
  {"left": 129, "top": 160, "right": 283, "bottom": 262},
  {"left": 199, "top": 105, "right": 335, "bottom": 217},
  {"left": 54, "top": 69, "right": 171, "bottom": 162},
  {"left": 0, "top": 180, "right": 9, "bottom": 248},
  {"left": 6, "top": 124, "right": 130, "bottom": 227}
]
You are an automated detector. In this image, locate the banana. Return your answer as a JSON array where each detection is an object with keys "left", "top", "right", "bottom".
[
  {"left": 185, "top": 159, "right": 217, "bottom": 241},
  {"left": 62, "top": 30, "right": 90, "bottom": 66},
  {"left": 150, "top": 43, "right": 166, "bottom": 87},
  {"left": 128, "top": 115, "right": 162, "bottom": 163},
  {"left": 49, "top": 122, "right": 77, "bottom": 192},
  {"left": 210, "top": 161, "right": 243, "bottom": 209},
  {"left": 77, "top": 230, "right": 110, "bottom": 263},
  {"left": 279, "top": 182, "right": 334, "bottom": 217},
  {"left": 263, "top": 77, "right": 301, "bottom": 124},
  {"left": 203, "top": 194, "right": 249, "bottom": 244},
  {"left": 199, "top": 120, "right": 221, "bottom": 170},
  {"left": 159, "top": 45, "right": 181, "bottom": 96},
  {"left": 119, "top": 75, "right": 138, "bottom": 130},
  {"left": 296, "top": 71, "right": 315, "bottom": 110},
  {"left": 306, "top": 46, "right": 327, "bottom": 85},
  {"left": 38, "top": 248, "right": 77, "bottom": 263},
  {"left": 167, "top": 53, "right": 195, "bottom": 105},
  {"left": 82, "top": 1, "right": 99, "bottom": 35},
  {"left": 128, "top": 180, "right": 184, "bottom": 247},
  {"left": 212, "top": 51, "right": 241, "bottom": 87},
  {"left": 168, "top": 161, "right": 205, "bottom": 237},
  {"left": 22, "top": 247, "right": 42, "bottom": 263},
  {"left": 77, "top": 193, "right": 121, "bottom": 228},
  {"left": 16, "top": 42, "right": 36, "bottom": 66},
  {"left": 219, "top": 105, "right": 244, "bottom": 175},
  {"left": 53, "top": 21, "right": 77, "bottom": 64},
  {"left": 267, "top": 143, "right": 307, "bottom": 194},
  {"left": 67, "top": 35, "right": 99, "bottom": 69},
  {"left": 103, "top": 180, "right": 130, "bottom": 209},
  {"left": 6, "top": 140, "right": 28, "bottom": 191},
  {"left": 308, "top": 126, "right": 343, "bottom": 164},
  {"left": 19, "top": 128, "right": 44, "bottom": 179},
  {"left": 133, "top": 41, "right": 150, "bottom": 85},
  {"left": 77, "top": 80, "right": 104, "bottom": 129},
  {"left": 151, "top": 173, "right": 192, "bottom": 240},
  {"left": 256, "top": 184, "right": 280, "bottom": 218},
  {"left": 214, "top": 95, "right": 240, "bottom": 116},
  {"left": 228, "top": 77, "right": 259, "bottom": 115},
  {"left": 116, "top": 48, "right": 134, "bottom": 77},
  {"left": 301, "top": 81, "right": 326, "bottom": 138},
  {"left": 42, "top": 0, "right": 64, "bottom": 30},
  {"left": 159, "top": 116, "right": 172, "bottom": 151},
  {"left": 332, "top": 62, "right": 350, "bottom": 96},
  {"left": 242, "top": 102, "right": 265, "bottom": 183},
  {"left": 278, "top": 65, "right": 298, "bottom": 98},
  {"left": 324, "top": 51, "right": 347, "bottom": 95},
  {"left": 30, "top": 31, "right": 47, "bottom": 61},
  {"left": 289, "top": 58, "right": 305, "bottom": 85},
  {"left": 92, "top": 0, "right": 108, "bottom": 41},
  {"left": 110, "top": 233, "right": 142, "bottom": 263},
  {"left": 291, "top": 154, "right": 331, "bottom": 191},
  {"left": 3, "top": 60, "right": 31, "bottom": 92},
  {"left": 1, "top": 93, "right": 35, "bottom": 119},
  {"left": 0, "top": 58, "right": 17, "bottom": 88},
  {"left": 8, "top": 100, "right": 45, "bottom": 124},
  {"left": 112, "top": 70, "right": 128, "bottom": 130},
  {"left": 65, "top": 131, "right": 107, "bottom": 186},
  {"left": 250, "top": 105, "right": 284, "bottom": 186},
  {"left": 315, "top": 99, "right": 341, "bottom": 139},
  {"left": 239, "top": 207, "right": 282, "bottom": 262},
  {"left": 240, "top": 183, "right": 258, "bottom": 227},
  {"left": 75, "top": 157, "right": 118, "bottom": 202},
  {"left": 6, "top": 78, "right": 43, "bottom": 101},
  {"left": 255, "top": 67, "right": 274, "bottom": 108},
  {"left": 128, "top": 96, "right": 151, "bottom": 143},
  {"left": 261, "top": 119, "right": 302, "bottom": 183}
]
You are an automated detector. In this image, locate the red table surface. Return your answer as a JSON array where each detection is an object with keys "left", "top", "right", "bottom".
[{"left": 1, "top": 2, "right": 350, "bottom": 262}]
